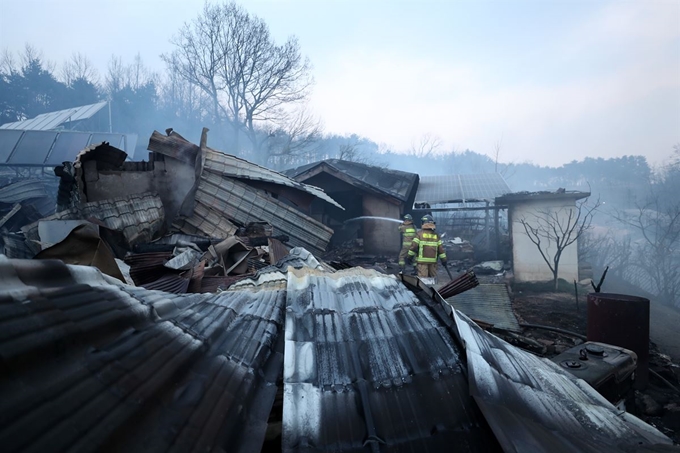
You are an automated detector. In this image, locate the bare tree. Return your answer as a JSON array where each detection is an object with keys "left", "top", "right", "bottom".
[
  {"left": 338, "top": 140, "right": 362, "bottom": 162},
  {"left": 410, "top": 133, "right": 442, "bottom": 158},
  {"left": 163, "top": 1, "right": 312, "bottom": 155},
  {"left": 262, "top": 106, "right": 322, "bottom": 169},
  {"left": 1, "top": 48, "right": 18, "bottom": 74},
  {"left": 61, "top": 52, "right": 99, "bottom": 86},
  {"left": 493, "top": 137, "right": 502, "bottom": 173},
  {"left": 518, "top": 197, "right": 600, "bottom": 290},
  {"left": 159, "top": 62, "right": 210, "bottom": 123},
  {"left": 613, "top": 195, "right": 680, "bottom": 306},
  {"left": 492, "top": 136, "right": 517, "bottom": 181},
  {"left": 580, "top": 229, "right": 633, "bottom": 278},
  {"left": 104, "top": 56, "right": 126, "bottom": 95}
]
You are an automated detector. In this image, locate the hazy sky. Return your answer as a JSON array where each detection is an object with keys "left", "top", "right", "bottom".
[{"left": 1, "top": 0, "right": 678, "bottom": 166}]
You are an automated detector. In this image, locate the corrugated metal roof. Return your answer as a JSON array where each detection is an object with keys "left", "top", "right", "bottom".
[
  {"left": 287, "top": 159, "right": 419, "bottom": 203},
  {"left": 451, "top": 308, "right": 674, "bottom": 451},
  {"left": 0, "top": 180, "right": 51, "bottom": 204},
  {"left": 22, "top": 192, "right": 164, "bottom": 249},
  {"left": 0, "top": 129, "right": 137, "bottom": 166},
  {"left": 0, "top": 102, "right": 108, "bottom": 130},
  {"left": 204, "top": 150, "right": 344, "bottom": 210},
  {"left": 148, "top": 131, "right": 343, "bottom": 210},
  {"left": 173, "top": 200, "right": 239, "bottom": 239},
  {"left": 446, "top": 283, "right": 521, "bottom": 332},
  {"left": 0, "top": 256, "right": 285, "bottom": 453},
  {"left": 178, "top": 173, "right": 333, "bottom": 255},
  {"left": 416, "top": 173, "right": 511, "bottom": 204},
  {"left": 283, "top": 267, "right": 502, "bottom": 452},
  {"left": 0, "top": 254, "right": 675, "bottom": 452}
]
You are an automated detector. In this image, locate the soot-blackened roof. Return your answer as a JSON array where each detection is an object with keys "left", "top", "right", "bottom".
[
  {"left": 0, "top": 252, "right": 674, "bottom": 452},
  {"left": 287, "top": 159, "right": 419, "bottom": 204}
]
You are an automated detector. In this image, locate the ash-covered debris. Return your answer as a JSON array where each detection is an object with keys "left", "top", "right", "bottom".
[
  {"left": 0, "top": 126, "right": 678, "bottom": 450},
  {"left": 0, "top": 128, "right": 347, "bottom": 292}
]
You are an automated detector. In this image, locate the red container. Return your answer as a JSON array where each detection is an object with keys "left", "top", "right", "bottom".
[{"left": 587, "top": 293, "right": 649, "bottom": 389}]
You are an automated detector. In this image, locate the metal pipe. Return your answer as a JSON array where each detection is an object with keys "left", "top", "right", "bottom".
[{"left": 519, "top": 323, "right": 587, "bottom": 340}]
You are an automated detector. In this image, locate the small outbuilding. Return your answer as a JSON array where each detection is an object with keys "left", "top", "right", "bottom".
[
  {"left": 496, "top": 190, "right": 590, "bottom": 284},
  {"left": 286, "top": 159, "right": 419, "bottom": 255}
]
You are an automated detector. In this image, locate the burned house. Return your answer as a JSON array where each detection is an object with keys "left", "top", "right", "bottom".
[
  {"left": 286, "top": 159, "right": 419, "bottom": 256},
  {"left": 50, "top": 129, "right": 342, "bottom": 256},
  {"left": 496, "top": 190, "right": 590, "bottom": 283}
]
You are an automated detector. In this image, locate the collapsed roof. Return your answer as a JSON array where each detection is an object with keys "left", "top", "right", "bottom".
[
  {"left": 0, "top": 252, "right": 673, "bottom": 452},
  {"left": 286, "top": 159, "right": 419, "bottom": 205},
  {"left": 148, "top": 130, "right": 341, "bottom": 254},
  {"left": 46, "top": 129, "right": 343, "bottom": 256}
]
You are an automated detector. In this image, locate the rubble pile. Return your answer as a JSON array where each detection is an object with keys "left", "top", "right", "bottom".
[{"left": 0, "top": 128, "right": 349, "bottom": 292}]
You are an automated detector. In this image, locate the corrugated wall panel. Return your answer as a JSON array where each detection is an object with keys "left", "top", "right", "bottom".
[{"left": 194, "top": 173, "right": 332, "bottom": 255}]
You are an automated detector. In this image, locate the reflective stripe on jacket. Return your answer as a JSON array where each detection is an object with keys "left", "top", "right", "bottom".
[
  {"left": 398, "top": 222, "right": 417, "bottom": 246},
  {"left": 407, "top": 229, "right": 446, "bottom": 263}
]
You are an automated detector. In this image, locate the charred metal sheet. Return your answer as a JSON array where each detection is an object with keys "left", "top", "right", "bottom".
[
  {"left": 199, "top": 274, "right": 251, "bottom": 293},
  {"left": 141, "top": 273, "right": 190, "bottom": 294},
  {"left": 283, "top": 267, "right": 501, "bottom": 452},
  {"left": 191, "top": 173, "right": 332, "bottom": 255},
  {"left": 0, "top": 180, "right": 51, "bottom": 204},
  {"left": 148, "top": 130, "right": 342, "bottom": 209},
  {"left": 210, "top": 236, "right": 255, "bottom": 275},
  {"left": 287, "top": 159, "right": 419, "bottom": 203},
  {"left": 22, "top": 193, "right": 164, "bottom": 249},
  {"left": 151, "top": 233, "right": 218, "bottom": 247},
  {"left": 268, "top": 237, "right": 290, "bottom": 264},
  {"left": 0, "top": 256, "right": 285, "bottom": 453},
  {"left": 1, "top": 232, "right": 33, "bottom": 258},
  {"left": 452, "top": 308, "right": 674, "bottom": 452},
  {"left": 446, "top": 283, "right": 520, "bottom": 332},
  {"left": 203, "top": 149, "right": 343, "bottom": 210},
  {"left": 164, "top": 248, "right": 202, "bottom": 271},
  {"left": 74, "top": 142, "right": 127, "bottom": 171},
  {"left": 173, "top": 201, "right": 239, "bottom": 238},
  {"left": 34, "top": 223, "right": 125, "bottom": 282},
  {"left": 125, "top": 251, "right": 173, "bottom": 286}
]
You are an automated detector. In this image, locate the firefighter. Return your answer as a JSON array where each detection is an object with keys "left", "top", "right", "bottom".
[
  {"left": 397, "top": 214, "right": 417, "bottom": 272},
  {"left": 407, "top": 215, "right": 447, "bottom": 279}
]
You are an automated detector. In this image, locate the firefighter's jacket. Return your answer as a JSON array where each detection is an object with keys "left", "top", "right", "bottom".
[
  {"left": 398, "top": 222, "right": 417, "bottom": 247},
  {"left": 408, "top": 229, "right": 446, "bottom": 263}
]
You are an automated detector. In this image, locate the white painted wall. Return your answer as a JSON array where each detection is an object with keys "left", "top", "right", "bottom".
[{"left": 511, "top": 198, "right": 580, "bottom": 283}]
